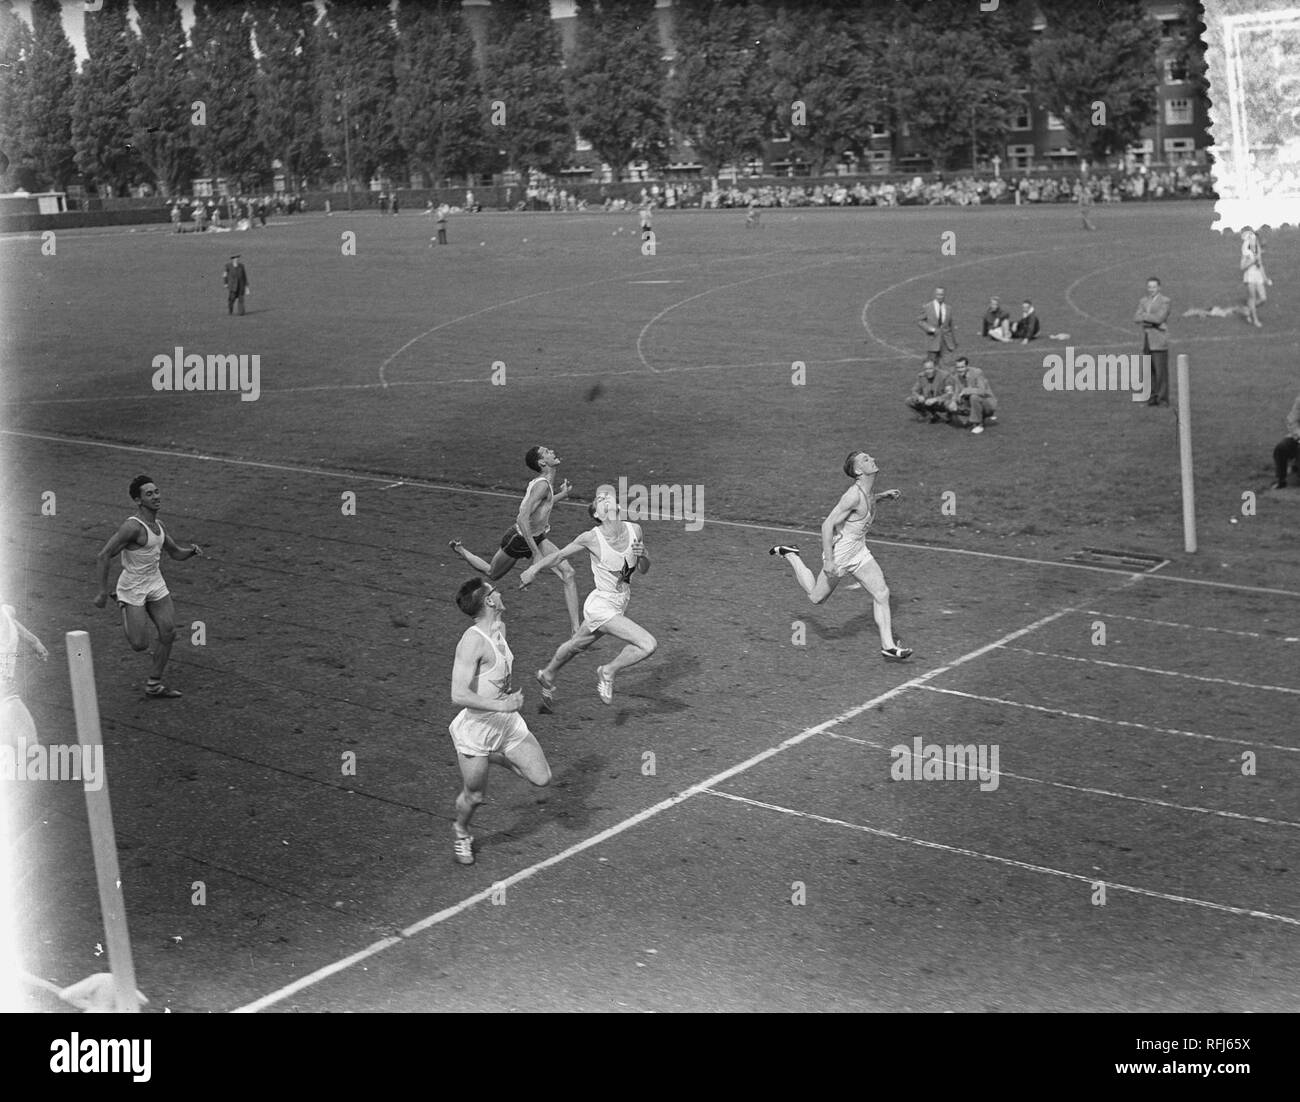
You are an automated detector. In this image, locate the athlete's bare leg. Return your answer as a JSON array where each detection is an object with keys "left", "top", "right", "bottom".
[
  {"left": 1245, "top": 285, "right": 1263, "bottom": 327},
  {"left": 539, "top": 625, "right": 600, "bottom": 684},
  {"left": 780, "top": 551, "right": 838, "bottom": 604},
  {"left": 143, "top": 595, "right": 177, "bottom": 681},
  {"left": 592, "top": 613, "right": 657, "bottom": 688},
  {"left": 449, "top": 541, "right": 518, "bottom": 580},
  {"left": 849, "top": 557, "right": 900, "bottom": 651},
  {"left": 539, "top": 537, "right": 581, "bottom": 634},
  {"left": 454, "top": 753, "right": 491, "bottom": 836},
  {"left": 496, "top": 734, "right": 551, "bottom": 786},
  {"left": 120, "top": 602, "right": 152, "bottom": 652}
]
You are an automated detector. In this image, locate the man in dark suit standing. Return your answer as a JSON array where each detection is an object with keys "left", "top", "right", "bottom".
[
  {"left": 1134, "top": 276, "right": 1171, "bottom": 406},
  {"left": 916, "top": 286, "right": 957, "bottom": 366},
  {"left": 223, "top": 254, "right": 250, "bottom": 316}
]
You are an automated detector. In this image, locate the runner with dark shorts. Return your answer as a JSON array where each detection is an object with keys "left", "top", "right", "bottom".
[{"left": 449, "top": 445, "right": 581, "bottom": 633}]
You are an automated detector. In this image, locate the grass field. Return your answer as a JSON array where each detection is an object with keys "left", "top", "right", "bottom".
[{"left": 1, "top": 202, "right": 1297, "bottom": 1013}]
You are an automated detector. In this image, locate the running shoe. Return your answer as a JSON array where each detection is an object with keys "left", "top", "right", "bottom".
[
  {"left": 144, "top": 682, "right": 182, "bottom": 698},
  {"left": 768, "top": 545, "right": 800, "bottom": 557},
  {"left": 881, "top": 639, "right": 913, "bottom": 662},
  {"left": 536, "top": 670, "right": 556, "bottom": 713},
  {"left": 453, "top": 833, "right": 475, "bottom": 866},
  {"left": 596, "top": 666, "right": 614, "bottom": 705}
]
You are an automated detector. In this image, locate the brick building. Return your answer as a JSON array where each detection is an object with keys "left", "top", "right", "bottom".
[{"left": 459, "top": 0, "right": 1210, "bottom": 180}]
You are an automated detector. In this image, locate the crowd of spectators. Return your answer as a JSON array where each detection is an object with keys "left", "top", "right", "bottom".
[
  {"left": 684, "top": 164, "right": 1216, "bottom": 209},
  {"left": 168, "top": 193, "right": 305, "bottom": 231}
]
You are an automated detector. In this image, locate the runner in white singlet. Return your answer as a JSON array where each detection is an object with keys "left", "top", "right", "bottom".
[
  {"left": 94, "top": 475, "right": 204, "bottom": 698},
  {"left": 520, "top": 484, "right": 656, "bottom": 708},
  {"left": 447, "top": 578, "right": 552, "bottom": 866},
  {"left": 0, "top": 603, "right": 48, "bottom": 750},
  {"left": 449, "top": 445, "right": 580, "bottom": 633},
  {"left": 769, "top": 451, "right": 912, "bottom": 661}
]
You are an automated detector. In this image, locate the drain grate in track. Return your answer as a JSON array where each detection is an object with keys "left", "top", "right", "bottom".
[{"left": 1066, "top": 547, "right": 1169, "bottom": 572}]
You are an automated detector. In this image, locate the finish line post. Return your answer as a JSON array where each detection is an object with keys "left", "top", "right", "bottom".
[
  {"left": 1177, "top": 353, "right": 1197, "bottom": 553},
  {"left": 66, "top": 631, "right": 141, "bottom": 1013}
]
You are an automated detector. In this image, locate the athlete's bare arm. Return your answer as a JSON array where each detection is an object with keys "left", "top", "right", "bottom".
[
  {"left": 873, "top": 489, "right": 901, "bottom": 503},
  {"left": 9, "top": 615, "right": 48, "bottom": 661},
  {"left": 93, "top": 520, "right": 144, "bottom": 607},
  {"left": 519, "top": 532, "right": 595, "bottom": 587},
  {"left": 630, "top": 527, "right": 650, "bottom": 574},
  {"left": 162, "top": 531, "right": 203, "bottom": 561},
  {"left": 553, "top": 478, "right": 573, "bottom": 502},
  {"left": 450, "top": 631, "right": 522, "bottom": 713}
]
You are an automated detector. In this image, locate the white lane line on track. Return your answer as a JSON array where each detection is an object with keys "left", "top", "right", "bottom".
[
  {"left": 700, "top": 789, "right": 1300, "bottom": 928},
  {"left": 1081, "top": 610, "right": 1278, "bottom": 640},
  {"left": 229, "top": 606, "right": 1073, "bottom": 1012},
  {"left": 1000, "top": 646, "right": 1300, "bottom": 694},
  {"left": 3, "top": 334, "right": 1279, "bottom": 407},
  {"left": 917, "top": 685, "right": 1300, "bottom": 753},
  {"left": 827, "top": 731, "right": 1300, "bottom": 830},
  {"left": 7, "top": 428, "right": 1300, "bottom": 601}
]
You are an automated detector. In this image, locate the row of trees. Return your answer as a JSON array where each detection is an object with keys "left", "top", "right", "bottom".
[{"left": 0, "top": 0, "right": 1206, "bottom": 198}]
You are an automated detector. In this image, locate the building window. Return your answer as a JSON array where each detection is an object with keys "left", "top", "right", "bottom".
[
  {"left": 1012, "top": 108, "right": 1031, "bottom": 130},
  {"left": 1007, "top": 144, "right": 1033, "bottom": 170},
  {"left": 1046, "top": 112, "right": 1065, "bottom": 131},
  {"left": 871, "top": 122, "right": 889, "bottom": 139},
  {"left": 1164, "top": 58, "right": 1188, "bottom": 83},
  {"left": 1166, "top": 98, "right": 1192, "bottom": 126}
]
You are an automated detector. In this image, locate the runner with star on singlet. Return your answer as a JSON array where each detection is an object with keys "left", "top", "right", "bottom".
[
  {"left": 446, "top": 577, "right": 552, "bottom": 866},
  {"left": 449, "top": 445, "right": 580, "bottom": 634},
  {"left": 769, "top": 450, "right": 912, "bottom": 661},
  {"left": 520, "top": 484, "right": 655, "bottom": 709}
]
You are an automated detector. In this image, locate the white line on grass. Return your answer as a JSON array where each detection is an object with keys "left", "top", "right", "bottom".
[
  {"left": 918, "top": 685, "right": 1300, "bottom": 753},
  {"left": 701, "top": 789, "right": 1300, "bottom": 928},
  {"left": 374, "top": 251, "right": 775, "bottom": 388},
  {"left": 229, "top": 606, "right": 1073, "bottom": 1012},
  {"left": 7, "top": 428, "right": 1300, "bottom": 600},
  {"left": 827, "top": 731, "right": 1300, "bottom": 830},
  {"left": 1000, "top": 646, "right": 1300, "bottom": 694},
  {"left": 636, "top": 257, "right": 845, "bottom": 373},
  {"left": 1080, "top": 610, "right": 1280, "bottom": 640}
]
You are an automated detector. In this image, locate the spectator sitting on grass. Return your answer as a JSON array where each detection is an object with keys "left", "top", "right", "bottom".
[
  {"left": 1272, "top": 390, "right": 1300, "bottom": 489},
  {"left": 1011, "top": 300, "right": 1040, "bottom": 343},
  {"left": 947, "top": 356, "right": 998, "bottom": 435},
  {"left": 906, "top": 358, "right": 954, "bottom": 422},
  {"left": 982, "top": 297, "right": 1012, "bottom": 341}
]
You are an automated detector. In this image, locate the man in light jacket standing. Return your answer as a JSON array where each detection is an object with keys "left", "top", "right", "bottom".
[
  {"left": 917, "top": 286, "right": 957, "bottom": 367},
  {"left": 1135, "top": 276, "right": 1171, "bottom": 407}
]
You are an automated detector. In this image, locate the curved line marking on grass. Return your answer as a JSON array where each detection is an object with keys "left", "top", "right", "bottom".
[
  {"left": 634, "top": 257, "right": 846, "bottom": 374},
  {"left": 1062, "top": 250, "right": 1187, "bottom": 337},
  {"left": 858, "top": 246, "right": 1073, "bottom": 361},
  {"left": 375, "top": 251, "right": 778, "bottom": 388}
]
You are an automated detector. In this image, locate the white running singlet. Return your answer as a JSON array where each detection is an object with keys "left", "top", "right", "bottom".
[
  {"left": 448, "top": 624, "right": 529, "bottom": 757},
  {"left": 832, "top": 488, "right": 875, "bottom": 574},
  {"left": 116, "top": 517, "right": 169, "bottom": 606},
  {"left": 589, "top": 522, "right": 639, "bottom": 597}
]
